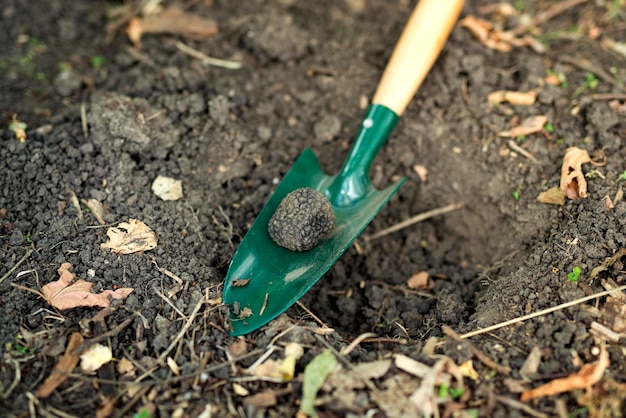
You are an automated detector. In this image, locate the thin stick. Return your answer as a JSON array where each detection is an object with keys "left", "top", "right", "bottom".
[
  {"left": 296, "top": 301, "right": 329, "bottom": 329},
  {"left": 443, "top": 325, "right": 510, "bottom": 375},
  {"left": 80, "top": 101, "right": 88, "bottom": 139},
  {"left": 366, "top": 203, "right": 462, "bottom": 241},
  {"left": 512, "top": 0, "right": 588, "bottom": 36},
  {"left": 0, "top": 248, "right": 34, "bottom": 284},
  {"left": 460, "top": 284, "right": 626, "bottom": 339},
  {"left": 508, "top": 140, "right": 539, "bottom": 164},
  {"left": 156, "top": 298, "right": 205, "bottom": 365},
  {"left": 494, "top": 395, "right": 548, "bottom": 418},
  {"left": 153, "top": 287, "right": 186, "bottom": 319},
  {"left": 340, "top": 332, "right": 377, "bottom": 356},
  {"left": 174, "top": 41, "right": 242, "bottom": 70}
]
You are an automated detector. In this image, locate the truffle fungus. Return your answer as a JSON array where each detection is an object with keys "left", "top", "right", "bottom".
[{"left": 268, "top": 187, "right": 336, "bottom": 252}]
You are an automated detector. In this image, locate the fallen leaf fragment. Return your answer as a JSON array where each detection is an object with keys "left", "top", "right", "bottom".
[
  {"left": 521, "top": 345, "right": 609, "bottom": 402},
  {"left": 300, "top": 350, "right": 337, "bottom": 418},
  {"left": 42, "top": 263, "right": 134, "bottom": 310},
  {"left": 81, "top": 198, "right": 107, "bottom": 225},
  {"left": 127, "top": 7, "right": 218, "bottom": 48},
  {"left": 243, "top": 390, "right": 277, "bottom": 408},
  {"left": 412, "top": 165, "right": 428, "bottom": 182},
  {"left": 9, "top": 115, "right": 27, "bottom": 143},
  {"left": 394, "top": 354, "right": 451, "bottom": 386},
  {"left": 80, "top": 343, "right": 113, "bottom": 372},
  {"left": 500, "top": 115, "right": 548, "bottom": 138},
  {"left": 488, "top": 90, "right": 537, "bottom": 106},
  {"left": 406, "top": 271, "right": 429, "bottom": 290},
  {"left": 250, "top": 343, "right": 303, "bottom": 382},
  {"left": 459, "top": 15, "right": 544, "bottom": 53},
  {"left": 537, "top": 187, "right": 565, "bottom": 205},
  {"left": 459, "top": 360, "right": 479, "bottom": 380},
  {"left": 152, "top": 175, "right": 183, "bottom": 201},
  {"left": 37, "top": 332, "right": 83, "bottom": 397},
  {"left": 560, "top": 147, "right": 595, "bottom": 200},
  {"left": 101, "top": 219, "right": 157, "bottom": 254}
]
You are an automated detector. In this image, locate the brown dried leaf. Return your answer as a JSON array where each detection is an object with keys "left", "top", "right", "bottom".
[
  {"left": 37, "top": 332, "right": 83, "bottom": 398},
  {"left": 560, "top": 147, "right": 592, "bottom": 199},
  {"left": 127, "top": 7, "right": 218, "bottom": 48},
  {"left": 500, "top": 115, "right": 548, "bottom": 138},
  {"left": 459, "top": 16, "right": 544, "bottom": 53},
  {"left": 42, "top": 263, "right": 134, "bottom": 310},
  {"left": 488, "top": 90, "right": 537, "bottom": 106},
  {"left": 101, "top": 219, "right": 157, "bottom": 254},
  {"left": 537, "top": 187, "right": 565, "bottom": 205},
  {"left": 521, "top": 345, "right": 609, "bottom": 402},
  {"left": 406, "top": 271, "right": 429, "bottom": 290}
]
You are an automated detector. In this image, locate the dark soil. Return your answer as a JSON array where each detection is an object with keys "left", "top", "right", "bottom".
[{"left": 1, "top": 0, "right": 626, "bottom": 417}]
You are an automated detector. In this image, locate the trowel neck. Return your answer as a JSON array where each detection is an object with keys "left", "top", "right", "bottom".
[{"left": 327, "top": 104, "right": 399, "bottom": 207}]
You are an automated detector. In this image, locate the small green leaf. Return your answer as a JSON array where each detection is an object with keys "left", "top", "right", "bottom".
[
  {"left": 567, "top": 266, "right": 582, "bottom": 282},
  {"left": 544, "top": 123, "right": 554, "bottom": 133},
  {"left": 301, "top": 350, "right": 337, "bottom": 418}
]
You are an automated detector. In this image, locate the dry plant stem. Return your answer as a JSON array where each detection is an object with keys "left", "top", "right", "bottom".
[
  {"left": 591, "top": 93, "right": 626, "bottom": 101},
  {"left": 156, "top": 298, "right": 205, "bottom": 365},
  {"left": 359, "top": 337, "right": 408, "bottom": 345},
  {"left": 174, "top": 41, "right": 242, "bottom": 69},
  {"left": 80, "top": 101, "right": 88, "bottom": 139},
  {"left": 153, "top": 286, "right": 186, "bottom": 319},
  {"left": 508, "top": 140, "right": 539, "bottom": 164},
  {"left": 0, "top": 248, "right": 34, "bottom": 284},
  {"left": 72, "top": 315, "right": 136, "bottom": 355},
  {"left": 494, "top": 395, "right": 548, "bottom": 418},
  {"left": 460, "top": 284, "right": 626, "bottom": 339},
  {"left": 296, "top": 301, "right": 330, "bottom": 329},
  {"left": 367, "top": 202, "right": 463, "bottom": 241},
  {"left": 2, "top": 359, "right": 21, "bottom": 398},
  {"left": 442, "top": 325, "right": 511, "bottom": 376},
  {"left": 559, "top": 56, "right": 624, "bottom": 91},
  {"left": 340, "top": 332, "right": 377, "bottom": 356},
  {"left": 512, "top": 0, "right": 588, "bottom": 36}
]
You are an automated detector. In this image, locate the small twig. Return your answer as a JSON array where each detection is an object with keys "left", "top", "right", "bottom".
[
  {"left": 591, "top": 93, "right": 626, "bottom": 101},
  {"left": 0, "top": 248, "right": 34, "bottom": 285},
  {"left": 156, "top": 299, "right": 205, "bottom": 366},
  {"left": 460, "top": 284, "right": 626, "bottom": 339},
  {"left": 357, "top": 337, "right": 408, "bottom": 345},
  {"left": 72, "top": 316, "right": 136, "bottom": 355},
  {"left": 174, "top": 41, "right": 242, "bottom": 70},
  {"left": 153, "top": 287, "right": 186, "bottom": 319},
  {"left": 443, "top": 325, "right": 511, "bottom": 376},
  {"left": 340, "top": 332, "right": 377, "bottom": 356},
  {"left": 508, "top": 140, "right": 539, "bottom": 164},
  {"left": 366, "top": 203, "right": 463, "bottom": 241},
  {"left": 512, "top": 0, "right": 588, "bottom": 36},
  {"left": 259, "top": 293, "right": 269, "bottom": 316},
  {"left": 80, "top": 101, "right": 88, "bottom": 139},
  {"left": 2, "top": 359, "right": 21, "bottom": 399},
  {"left": 296, "top": 301, "right": 329, "bottom": 329},
  {"left": 494, "top": 395, "right": 549, "bottom": 418}
]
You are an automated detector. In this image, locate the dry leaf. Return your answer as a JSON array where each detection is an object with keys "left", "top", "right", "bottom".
[
  {"left": 459, "top": 16, "right": 544, "bottom": 53},
  {"left": 243, "top": 390, "right": 277, "bottom": 408},
  {"left": 80, "top": 344, "right": 113, "bottom": 372},
  {"left": 167, "top": 357, "right": 180, "bottom": 376},
  {"left": 500, "top": 115, "right": 547, "bottom": 137},
  {"left": 81, "top": 198, "right": 107, "bottom": 225},
  {"left": 521, "top": 345, "right": 609, "bottom": 402},
  {"left": 9, "top": 115, "right": 27, "bottom": 143},
  {"left": 101, "top": 219, "right": 157, "bottom": 254},
  {"left": 412, "top": 165, "right": 428, "bottom": 182},
  {"left": 233, "top": 383, "right": 249, "bottom": 396},
  {"left": 537, "top": 187, "right": 565, "bottom": 205},
  {"left": 42, "top": 263, "right": 134, "bottom": 310},
  {"left": 228, "top": 337, "right": 247, "bottom": 357},
  {"left": 459, "top": 360, "right": 479, "bottom": 380},
  {"left": 127, "top": 7, "right": 218, "bottom": 48},
  {"left": 117, "top": 358, "right": 135, "bottom": 375},
  {"left": 407, "top": 271, "right": 429, "bottom": 290},
  {"left": 37, "top": 332, "right": 83, "bottom": 397},
  {"left": 488, "top": 90, "right": 537, "bottom": 106},
  {"left": 152, "top": 175, "right": 183, "bottom": 201},
  {"left": 560, "top": 147, "right": 592, "bottom": 199}
]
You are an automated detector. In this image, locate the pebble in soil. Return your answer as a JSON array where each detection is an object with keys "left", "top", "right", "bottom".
[{"left": 268, "top": 187, "right": 335, "bottom": 252}]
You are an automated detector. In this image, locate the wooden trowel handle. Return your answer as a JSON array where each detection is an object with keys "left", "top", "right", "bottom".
[{"left": 372, "top": 0, "right": 464, "bottom": 116}]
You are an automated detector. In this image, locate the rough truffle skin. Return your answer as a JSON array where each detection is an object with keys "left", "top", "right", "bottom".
[{"left": 268, "top": 188, "right": 336, "bottom": 252}]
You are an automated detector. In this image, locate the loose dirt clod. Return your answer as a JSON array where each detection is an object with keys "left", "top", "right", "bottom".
[{"left": 268, "top": 188, "right": 335, "bottom": 252}]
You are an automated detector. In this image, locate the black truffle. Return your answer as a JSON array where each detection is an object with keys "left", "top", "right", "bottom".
[{"left": 268, "top": 188, "right": 336, "bottom": 252}]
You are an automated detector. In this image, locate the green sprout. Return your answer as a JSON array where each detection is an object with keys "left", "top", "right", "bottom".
[
  {"left": 439, "top": 384, "right": 464, "bottom": 399},
  {"left": 573, "top": 72, "right": 599, "bottom": 98},
  {"left": 585, "top": 169, "right": 605, "bottom": 179},
  {"left": 544, "top": 123, "right": 554, "bottom": 133},
  {"left": 24, "top": 234, "right": 33, "bottom": 244},
  {"left": 567, "top": 266, "right": 582, "bottom": 282},
  {"left": 617, "top": 170, "right": 626, "bottom": 182},
  {"left": 91, "top": 55, "right": 106, "bottom": 69},
  {"left": 512, "top": 185, "right": 522, "bottom": 200}
]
